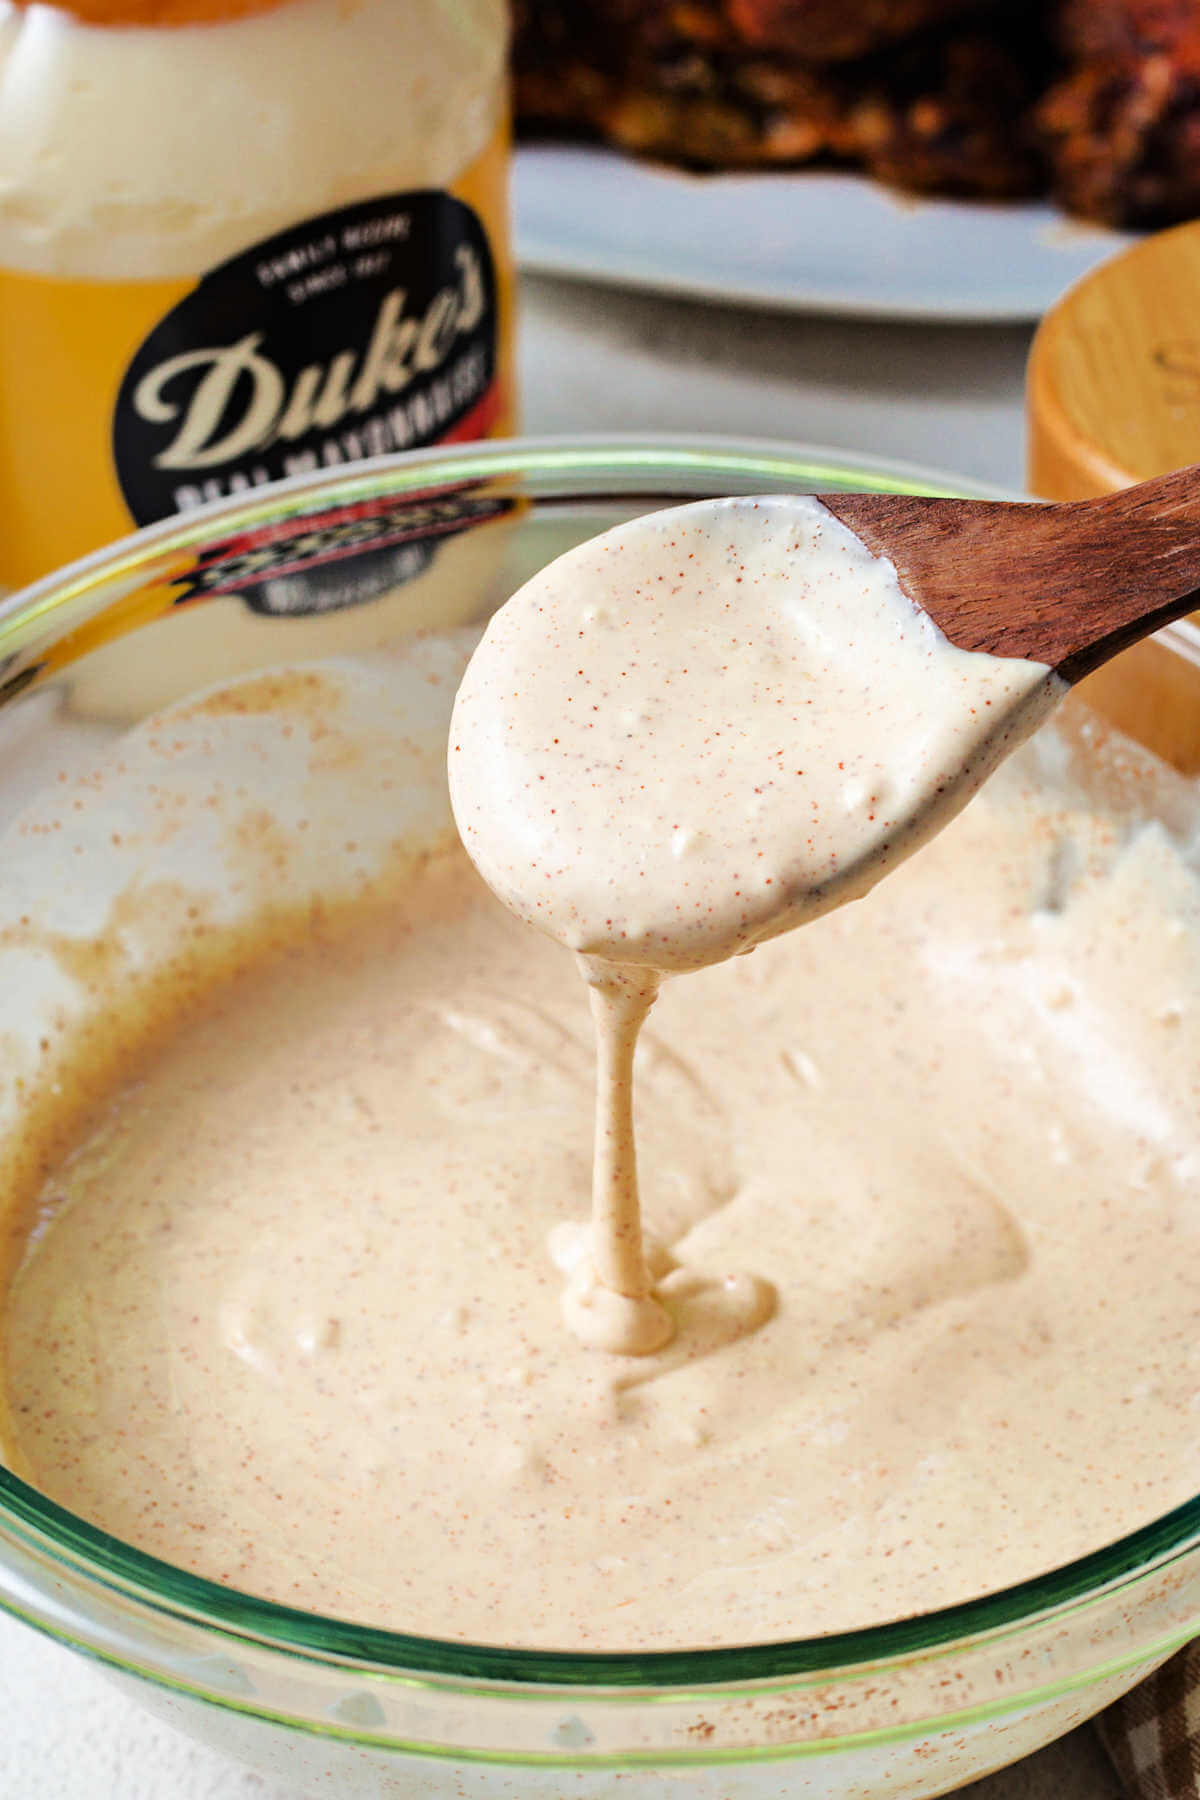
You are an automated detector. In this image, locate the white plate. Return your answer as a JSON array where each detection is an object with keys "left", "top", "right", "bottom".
[{"left": 514, "top": 144, "right": 1137, "bottom": 323}]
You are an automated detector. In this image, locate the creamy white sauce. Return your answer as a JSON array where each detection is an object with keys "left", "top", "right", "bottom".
[
  {"left": 450, "top": 496, "right": 1061, "bottom": 1351},
  {"left": 449, "top": 496, "right": 1060, "bottom": 974},
  {"left": 4, "top": 504, "right": 1196, "bottom": 1657},
  {"left": 6, "top": 764, "right": 1200, "bottom": 1649}
]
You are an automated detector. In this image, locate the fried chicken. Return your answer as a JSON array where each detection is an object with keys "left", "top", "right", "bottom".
[
  {"left": 1038, "top": 0, "right": 1200, "bottom": 226},
  {"left": 512, "top": 1, "right": 839, "bottom": 166},
  {"left": 832, "top": 27, "right": 1048, "bottom": 199},
  {"left": 726, "top": 0, "right": 988, "bottom": 63},
  {"left": 513, "top": 2, "right": 1046, "bottom": 195},
  {"left": 513, "top": 0, "right": 1200, "bottom": 226}
]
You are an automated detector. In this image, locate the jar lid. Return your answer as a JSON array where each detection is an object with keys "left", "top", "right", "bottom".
[{"left": 1027, "top": 220, "right": 1200, "bottom": 499}]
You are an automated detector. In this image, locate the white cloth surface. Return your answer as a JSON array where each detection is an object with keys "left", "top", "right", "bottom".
[
  {"left": 2, "top": 273, "right": 1112, "bottom": 1797},
  {"left": 518, "top": 273, "right": 1035, "bottom": 493}
]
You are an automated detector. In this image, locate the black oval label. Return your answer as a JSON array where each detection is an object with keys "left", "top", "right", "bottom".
[{"left": 113, "top": 191, "right": 499, "bottom": 527}]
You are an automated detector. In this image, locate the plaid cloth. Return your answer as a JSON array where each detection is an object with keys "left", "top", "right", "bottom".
[{"left": 1098, "top": 1645, "right": 1200, "bottom": 1799}]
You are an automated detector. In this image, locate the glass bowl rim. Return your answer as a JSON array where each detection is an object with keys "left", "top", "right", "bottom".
[{"left": 1, "top": 431, "right": 1198, "bottom": 1694}]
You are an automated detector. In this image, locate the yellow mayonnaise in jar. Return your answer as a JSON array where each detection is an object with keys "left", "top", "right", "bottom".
[{"left": 0, "top": 0, "right": 512, "bottom": 589}]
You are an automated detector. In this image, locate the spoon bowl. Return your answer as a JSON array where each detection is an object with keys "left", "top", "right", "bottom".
[
  {"left": 449, "top": 492, "right": 1063, "bottom": 974},
  {"left": 454, "top": 467, "right": 1200, "bottom": 975}
]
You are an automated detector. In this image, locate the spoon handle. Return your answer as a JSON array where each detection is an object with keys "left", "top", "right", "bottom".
[{"left": 824, "top": 463, "right": 1200, "bottom": 682}]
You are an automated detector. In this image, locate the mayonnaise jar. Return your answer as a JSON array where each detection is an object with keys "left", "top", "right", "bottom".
[{"left": 0, "top": 0, "right": 513, "bottom": 588}]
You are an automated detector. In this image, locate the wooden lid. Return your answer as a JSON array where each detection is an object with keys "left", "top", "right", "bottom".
[{"left": 1028, "top": 221, "right": 1200, "bottom": 500}]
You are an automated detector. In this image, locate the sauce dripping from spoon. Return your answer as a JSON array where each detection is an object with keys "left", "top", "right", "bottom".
[{"left": 451, "top": 478, "right": 1200, "bottom": 1351}]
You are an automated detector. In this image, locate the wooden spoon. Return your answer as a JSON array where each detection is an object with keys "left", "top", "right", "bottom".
[{"left": 822, "top": 463, "right": 1200, "bottom": 683}]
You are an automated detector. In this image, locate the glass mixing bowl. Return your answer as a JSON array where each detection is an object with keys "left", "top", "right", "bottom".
[{"left": 1, "top": 437, "right": 1199, "bottom": 1800}]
